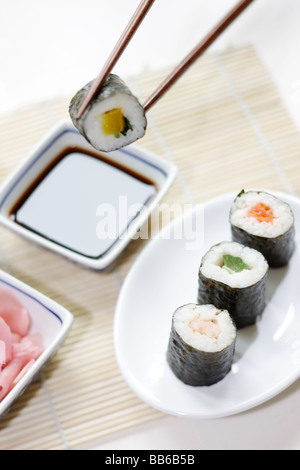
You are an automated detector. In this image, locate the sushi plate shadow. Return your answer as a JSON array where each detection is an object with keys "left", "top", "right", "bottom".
[{"left": 114, "top": 191, "right": 300, "bottom": 418}]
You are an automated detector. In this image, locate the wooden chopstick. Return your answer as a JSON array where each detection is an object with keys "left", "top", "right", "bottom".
[
  {"left": 143, "top": 0, "right": 256, "bottom": 112},
  {"left": 76, "top": 0, "right": 255, "bottom": 120},
  {"left": 76, "top": 0, "right": 156, "bottom": 120}
]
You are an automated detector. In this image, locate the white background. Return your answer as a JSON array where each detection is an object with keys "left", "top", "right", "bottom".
[
  {"left": 1, "top": 0, "right": 300, "bottom": 450},
  {"left": 1, "top": 0, "right": 300, "bottom": 129}
]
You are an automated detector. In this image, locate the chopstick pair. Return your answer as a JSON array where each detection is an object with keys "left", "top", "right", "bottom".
[{"left": 76, "top": 0, "right": 256, "bottom": 119}]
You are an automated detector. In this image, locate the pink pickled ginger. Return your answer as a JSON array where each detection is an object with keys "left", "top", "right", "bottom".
[
  {"left": 0, "top": 317, "right": 12, "bottom": 366},
  {"left": 0, "top": 289, "right": 31, "bottom": 337},
  {"left": 0, "top": 290, "right": 44, "bottom": 402}
]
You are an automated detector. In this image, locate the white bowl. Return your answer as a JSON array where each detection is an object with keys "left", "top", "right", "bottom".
[
  {"left": 0, "top": 269, "right": 73, "bottom": 418},
  {"left": 0, "top": 120, "right": 177, "bottom": 270}
]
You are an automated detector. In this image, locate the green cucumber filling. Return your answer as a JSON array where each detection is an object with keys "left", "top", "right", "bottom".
[
  {"left": 222, "top": 254, "right": 249, "bottom": 274},
  {"left": 121, "top": 117, "right": 133, "bottom": 136},
  {"left": 114, "top": 117, "right": 133, "bottom": 139}
]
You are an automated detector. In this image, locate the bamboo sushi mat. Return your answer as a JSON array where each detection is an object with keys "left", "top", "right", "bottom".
[{"left": 0, "top": 45, "right": 300, "bottom": 450}]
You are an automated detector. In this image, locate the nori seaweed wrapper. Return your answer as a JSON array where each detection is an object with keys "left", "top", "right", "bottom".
[
  {"left": 230, "top": 190, "right": 295, "bottom": 268},
  {"left": 70, "top": 74, "right": 136, "bottom": 132},
  {"left": 198, "top": 269, "right": 267, "bottom": 329},
  {"left": 231, "top": 224, "right": 295, "bottom": 268},
  {"left": 167, "top": 318, "right": 236, "bottom": 387}
]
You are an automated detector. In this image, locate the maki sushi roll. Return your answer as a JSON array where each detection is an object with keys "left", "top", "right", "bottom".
[
  {"left": 69, "top": 74, "right": 147, "bottom": 152},
  {"left": 230, "top": 190, "right": 295, "bottom": 268},
  {"left": 167, "top": 304, "right": 237, "bottom": 387},
  {"left": 198, "top": 241, "right": 269, "bottom": 329}
]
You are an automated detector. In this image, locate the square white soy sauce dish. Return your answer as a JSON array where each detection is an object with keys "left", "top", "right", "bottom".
[
  {"left": 0, "top": 120, "right": 177, "bottom": 270},
  {"left": 0, "top": 269, "right": 73, "bottom": 418}
]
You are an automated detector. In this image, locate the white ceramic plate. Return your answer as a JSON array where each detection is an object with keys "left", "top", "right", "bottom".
[{"left": 114, "top": 191, "right": 300, "bottom": 418}]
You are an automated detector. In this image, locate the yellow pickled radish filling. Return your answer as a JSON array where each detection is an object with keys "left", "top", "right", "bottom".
[{"left": 101, "top": 108, "right": 125, "bottom": 136}]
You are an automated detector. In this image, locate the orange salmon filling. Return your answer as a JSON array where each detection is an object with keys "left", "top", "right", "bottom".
[{"left": 247, "top": 202, "right": 274, "bottom": 224}]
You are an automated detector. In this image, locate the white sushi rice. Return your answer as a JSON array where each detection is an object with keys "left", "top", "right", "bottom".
[
  {"left": 230, "top": 191, "right": 294, "bottom": 238},
  {"left": 83, "top": 93, "right": 146, "bottom": 152},
  {"left": 173, "top": 303, "right": 236, "bottom": 353},
  {"left": 200, "top": 241, "right": 268, "bottom": 289}
]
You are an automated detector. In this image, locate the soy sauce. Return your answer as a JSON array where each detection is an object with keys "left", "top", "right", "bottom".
[{"left": 10, "top": 146, "right": 157, "bottom": 259}]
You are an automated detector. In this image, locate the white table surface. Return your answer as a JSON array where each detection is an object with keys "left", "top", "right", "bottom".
[{"left": 1, "top": 0, "right": 300, "bottom": 451}]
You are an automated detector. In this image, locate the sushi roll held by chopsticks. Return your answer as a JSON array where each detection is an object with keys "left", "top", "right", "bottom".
[
  {"left": 69, "top": 0, "right": 257, "bottom": 152},
  {"left": 230, "top": 190, "right": 295, "bottom": 268},
  {"left": 69, "top": 74, "right": 147, "bottom": 153},
  {"left": 198, "top": 241, "right": 269, "bottom": 329},
  {"left": 69, "top": 1, "right": 257, "bottom": 153},
  {"left": 167, "top": 304, "right": 237, "bottom": 387}
]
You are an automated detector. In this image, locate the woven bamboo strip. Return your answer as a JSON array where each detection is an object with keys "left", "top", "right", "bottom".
[{"left": 0, "top": 45, "right": 298, "bottom": 450}]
